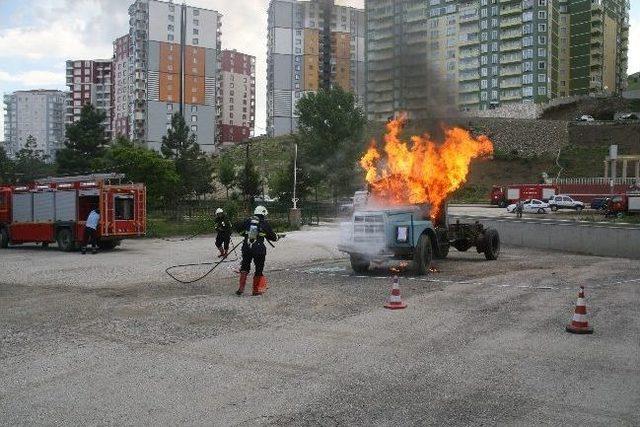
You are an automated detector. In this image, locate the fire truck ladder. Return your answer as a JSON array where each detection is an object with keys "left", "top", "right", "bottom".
[{"left": 35, "top": 173, "right": 125, "bottom": 185}]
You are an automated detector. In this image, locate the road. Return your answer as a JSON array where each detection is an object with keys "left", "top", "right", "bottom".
[{"left": 1, "top": 226, "right": 639, "bottom": 425}]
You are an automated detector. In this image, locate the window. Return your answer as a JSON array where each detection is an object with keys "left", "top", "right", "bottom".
[
  {"left": 538, "top": 0, "right": 547, "bottom": 5},
  {"left": 191, "top": 125, "right": 198, "bottom": 132},
  {"left": 167, "top": 104, "right": 173, "bottom": 111},
  {"left": 538, "top": 86, "right": 547, "bottom": 95},
  {"left": 523, "top": 61, "right": 533, "bottom": 72},
  {"left": 193, "top": 38, "right": 199, "bottom": 45},
  {"left": 167, "top": 114, "right": 172, "bottom": 122},
  {"left": 114, "top": 195, "right": 134, "bottom": 220},
  {"left": 481, "top": 80, "right": 488, "bottom": 89},
  {"left": 168, "top": 34, "right": 174, "bottom": 41},
  {"left": 538, "top": 11, "right": 547, "bottom": 19},
  {"left": 167, "top": 24, "right": 174, "bottom": 31},
  {"left": 191, "top": 115, "right": 197, "bottom": 122},
  {"left": 523, "top": 36, "right": 533, "bottom": 47},
  {"left": 538, "top": 35, "right": 547, "bottom": 45},
  {"left": 538, "top": 73, "right": 546, "bottom": 83},
  {"left": 191, "top": 105, "right": 197, "bottom": 113},
  {"left": 523, "top": 23, "right": 532, "bottom": 35},
  {"left": 193, "top": 29, "right": 199, "bottom": 35},
  {"left": 538, "top": 61, "right": 546, "bottom": 69},
  {"left": 169, "top": 4, "right": 174, "bottom": 11},
  {"left": 522, "top": 74, "right": 533, "bottom": 84},
  {"left": 168, "top": 15, "right": 174, "bottom": 22},
  {"left": 538, "top": 23, "right": 547, "bottom": 32},
  {"left": 522, "top": 49, "right": 533, "bottom": 59},
  {"left": 538, "top": 48, "right": 547, "bottom": 57},
  {"left": 193, "top": 9, "right": 199, "bottom": 16}
]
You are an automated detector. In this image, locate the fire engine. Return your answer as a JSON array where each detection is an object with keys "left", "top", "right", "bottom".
[
  {"left": 490, "top": 184, "right": 558, "bottom": 207},
  {"left": 0, "top": 173, "right": 146, "bottom": 251}
]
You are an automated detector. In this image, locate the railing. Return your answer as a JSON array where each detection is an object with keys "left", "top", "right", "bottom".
[{"left": 554, "top": 177, "right": 639, "bottom": 185}]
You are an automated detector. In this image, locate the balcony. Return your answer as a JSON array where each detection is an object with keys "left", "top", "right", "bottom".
[
  {"left": 459, "top": 84, "right": 480, "bottom": 94},
  {"left": 459, "top": 34, "right": 480, "bottom": 46},
  {"left": 500, "top": 54, "right": 521, "bottom": 64},
  {"left": 500, "top": 29, "right": 522, "bottom": 40},
  {"left": 459, "top": 72, "right": 479, "bottom": 82},
  {"left": 500, "top": 66, "right": 521, "bottom": 76},
  {"left": 501, "top": 91, "right": 522, "bottom": 101},
  {"left": 500, "top": 17, "right": 521, "bottom": 28},
  {"left": 501, "top": 41, "right": 521, "bottom": 52},
  {"left": 500, "top": 79, "right": 522, "bottom": 89},
  {"left": 500, "top": 4, "right": 522, "bottom": 15}
]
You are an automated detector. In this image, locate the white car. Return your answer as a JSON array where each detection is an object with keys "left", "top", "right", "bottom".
[
  {"left": 575, "top": 115, "right": 595, "bottom": 122},
  {"left": 548, "top": 195, "right": 585, "bottom": 211},
  {"left": 506, "top": 199, "right": 550, "bottom": 214}
]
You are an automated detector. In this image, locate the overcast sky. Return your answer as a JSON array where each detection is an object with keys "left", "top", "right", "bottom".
[{"left": 0, "top": 0, "right": 638, "bottom": 141}]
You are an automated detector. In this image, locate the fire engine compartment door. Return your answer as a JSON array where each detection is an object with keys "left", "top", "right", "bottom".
[
  {"left": 12, "top": 193, "right": 33, "bottom": 223},
  {"left": 629, "top": 195, "right": 640, "bottom": 212},
  {"left": 33, "top": 192, "right": 55, "bottom": 222},
  {"left": 507, "top": 188, "right": 520, "bottom": 201},
  {"left": 55, "top": 190, "right": 77, "bottom": 222}
]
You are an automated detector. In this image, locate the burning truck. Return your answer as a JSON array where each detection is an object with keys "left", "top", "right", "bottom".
[{"left": 338, "top": 117, "right": 500, "bottom": 274}]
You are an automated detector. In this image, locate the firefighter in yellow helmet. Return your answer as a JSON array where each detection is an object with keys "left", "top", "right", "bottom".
[{"left": 236, "top": 205, "right": 278, "bottom": 296}]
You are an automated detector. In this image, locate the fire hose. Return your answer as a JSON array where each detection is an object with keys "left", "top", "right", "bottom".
[{"left": 164, "top": 235, "right": 284, "bottom": 284}]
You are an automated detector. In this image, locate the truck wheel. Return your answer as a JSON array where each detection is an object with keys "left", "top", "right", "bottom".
[
  {"left": 56, "top": 228, "right": 76, "bottom": 252},
  {"left": 97, "top": 240, "right": 118, "bottom": 250},
  {"left": 498, "top": 200, "right": 507, "bottom": 208},
  {"left": 414, "top": 233, "right": 433, "bottom": 275},
  {"left": 453, "top": 239, "right": 472, "bottom": 252},
  {"left": 350, "top": 254, "right": 369, "bottom": 274},
  {"left": 482, "top": 228, "right": 500, "bottom": 260},
  {"left": 550, "top": 205, "right": 558, "bottom": 211},
  {"left": 537, "top": 208, "right": 546, "bottom": 214},
  {"left": 0, "top": 228, "right": 9, "bottom": 248}
]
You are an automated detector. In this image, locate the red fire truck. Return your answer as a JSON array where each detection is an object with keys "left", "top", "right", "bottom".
[
  {"left": 0, "top": 173, "right": 146, "bottom": 251},
  {"left": 490, "top": 184, "right": 558, "bottom": 207}
]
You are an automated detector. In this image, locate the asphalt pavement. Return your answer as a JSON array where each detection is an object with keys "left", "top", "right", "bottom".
[{"left": 1, "top": 227, "right": 639, "bottom": 425}]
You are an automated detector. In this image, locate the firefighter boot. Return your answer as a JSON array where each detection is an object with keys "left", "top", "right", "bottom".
[
  {"left": 236, "top": 271, "right": 248, "bottom": 296},
  {"left": 252, "top": 275, "right": 265, "bottom": 296},
  {"left": 259, "top": 275, "right": 268, "bottom": 292},
  {"left": 217, "top": 247, "right": 225, "bottom": 258}
]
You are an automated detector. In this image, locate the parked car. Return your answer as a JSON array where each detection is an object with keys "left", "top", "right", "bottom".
[
  {"left": 548, "top": 195, "right": 585, "bottom": 211},
  {"left": 575, "top": 115, "right": 595, "bottom": 122},
  {"left": 617, "top": 113, "right": 639, "bottom": 122},
  {"left": 506, "top": 199, "right": 549, "bottom": 214},
  {"left": 590, "top": 197, "right": 607, "bottom": 210}
]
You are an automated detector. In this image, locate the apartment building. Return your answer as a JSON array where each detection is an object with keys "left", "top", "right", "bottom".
[
  {"left": 365, "top": 0, "right": 630, "bottom": 119},
  {"left": 218, "top": 50, "right": 256, "bottom": 145},
  {"left": 65, "top": 59, "right": 113, "bottom": 138},
  {"left": 126, "top": 0, "right": 221, "bottom": 153},
  {"left": 113, "top": 34, "right": 131, "bottom": 138},
  {"left": 3, "top": 90, "right": 67, "bottom": 161},
  {"left": 267, "top": 0, "right": 365, "bottom": 137}
]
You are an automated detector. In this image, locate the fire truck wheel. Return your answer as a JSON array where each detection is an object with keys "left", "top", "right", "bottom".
[
  {"left": 97, "top": 240, "right": 118, "bottom": 250},
  {"left": 56, "top": 228, "right": 75, "bottom": 252},
  {"left": 482, "top": 228, "right": 500, "bottom": 261},
  {"left": 414, "top": 233, "right": 433, "bottom": 275},
  {"left": 498, "top": 200, "right": 507, "bottom": 208},
  {"left": 0, "top": 228, "right": 9, "bottom": 248}
]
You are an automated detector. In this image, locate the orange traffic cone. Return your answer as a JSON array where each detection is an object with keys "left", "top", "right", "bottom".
[
  {"left": 384, "top": 276, "right": 407, "bottom": 310},
  {"left": 566, "top": 286, "right": 593, "bottom": 334}
]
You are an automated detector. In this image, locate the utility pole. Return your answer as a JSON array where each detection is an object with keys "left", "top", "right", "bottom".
[{"left": 290, "top": 141, "right": 301, "bottom": 229}]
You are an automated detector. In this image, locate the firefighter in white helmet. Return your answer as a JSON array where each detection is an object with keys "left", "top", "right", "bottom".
[
  {"left": 214, "top": 207, "right": 231, "bottom": 258},
  {"left": 236, "top": 205, "right": 278, "bottom": 296}
]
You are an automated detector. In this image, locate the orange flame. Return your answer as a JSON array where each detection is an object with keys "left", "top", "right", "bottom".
[{"left": 359, "top": 115, "right": 493, "bottom": 220}]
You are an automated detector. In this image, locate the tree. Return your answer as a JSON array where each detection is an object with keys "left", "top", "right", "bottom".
[
  {"left": 14, "top": 135, "right": 54, "bottom": 183},
  {"left": 0, "top": 146, "right": 15, "bottom": 184},
  {"left": 161, "top": 113, "right": 213, "bottom": 198},
  {"left": 217, "top": 154, "right": 236, "bottom": 198},
  {"left": 295, "top": 86, "right": 366, "bottom": 200},
  {"left": 103, "top": 136, "right": 180, "bottom": 208},
  {"left": 57, "top": 104, "right": 108, "bottom": 174},
  {"left": 239, "top": 156, "right": 261, "bottom": 204},
  {"left": 271, "top": 154, "right": 311, "bottom": 205}
]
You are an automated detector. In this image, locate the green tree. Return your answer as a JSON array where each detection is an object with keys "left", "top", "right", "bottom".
[
  {"left": 161, "top": 113, "right": 213, "bottom": 198},
  {"left": 14, "top": 135, "right": 54, "bottom": 183},
  {"left": 57, "top": 104, "right": 108, "bottom": 174},
  {"left": 239, "top": 156, "right": 261, "bottom": 203},
  {"left": 0, "top": 146, "right": 15, "bottom": 184},
  {"left": 295, "top": 86, "right": 366, "bottom": 200},
  {"left": 103, "top": 136, "right": 180, "bottom": 208},
  {"left": 217, "top": 154, "right": 236, "bottom": 198},
  {"left": 271, "top": 154, "right": 311, "bottom": 205}
]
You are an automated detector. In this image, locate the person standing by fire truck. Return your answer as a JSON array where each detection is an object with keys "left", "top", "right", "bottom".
[
  {"left": 81, "top": 207, "right": 100, "bottom": 255},
  {"left": 214, "top": 208, "right": 231, "bottom": 258},
  {"left": 236, "top": 206, "right": 278, "bottom": 296}
]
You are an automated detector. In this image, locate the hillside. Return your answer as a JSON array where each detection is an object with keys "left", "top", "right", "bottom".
[{"left": 628, "top": 72, "right": 640, "bottom": 91}]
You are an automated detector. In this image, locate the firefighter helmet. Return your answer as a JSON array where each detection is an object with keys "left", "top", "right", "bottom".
[
  {"left": 254, "top": 205, "right": 268, "bottom": 216},
  {"left": 215, "top": 208, "right": 223, "bottom": 214}
]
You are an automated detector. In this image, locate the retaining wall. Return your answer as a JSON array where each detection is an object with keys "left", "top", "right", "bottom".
[{"left": 449, "top": 215, "right": 640, "bottom": 259}]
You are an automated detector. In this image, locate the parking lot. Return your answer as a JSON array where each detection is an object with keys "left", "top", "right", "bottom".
[{"left": 1, "top": 226, "right": 639, "bottom": 425}]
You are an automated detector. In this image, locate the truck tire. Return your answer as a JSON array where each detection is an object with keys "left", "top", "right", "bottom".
[
  {"left": 350, "top": 254, "right": 369, "bottom": 274},
  {"left": 498, "top": 200, "right": 507, "bottom": 208},
  {"left": 414, "top": 233, "right": 433, "bottom": 275},
  {"left": 482, "top": 228, "right": 500, "bottom": 260},
  {"left": 550, "top": 204, "right": 558, "bottom": 211},
  {"left": 97, "top": 240, "right": 119, "bottom": 250},
  {"left": 0, "top": 227, "right": 9, "bottom": 248},
  {"left": 537, "top": 208, "right": 546, "bottom": 214},
  {"left": 56, "top": 228, "right": 76, "bottom": 252}
]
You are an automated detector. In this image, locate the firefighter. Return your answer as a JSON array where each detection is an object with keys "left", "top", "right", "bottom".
[
  {"left": 214, "top": 208, "right": 231, "bottom": 258},
  {"left": 236, "top": 205, "right": 278, "bottom": 296},
  {"left": 515, "top": 200, "right": 524, "bottom": 219},
  {"left": 81, "top": 207, "right": 100, "bottom": 255}
]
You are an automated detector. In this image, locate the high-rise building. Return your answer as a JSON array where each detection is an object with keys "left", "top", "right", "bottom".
[
  {"left": 126, "top": 0, "right": 222, "bottom": 153},
  {"left": 3, "top": 90, "right": 67, "bottom": 161},
  {"left": 267, "top": 0, "right": 365, "bottom": 137},
  {"left": 113, "top": 34, "right": 132, "bottom": 139},
  {"left": 65, "top": 59, "right": 113, "bottom": 138},
  {"left": 218, "top": 49, "right": 256, "bottom": 145},
  {"left": 365, "top": 0, "right": 630, "bottom": 119}
]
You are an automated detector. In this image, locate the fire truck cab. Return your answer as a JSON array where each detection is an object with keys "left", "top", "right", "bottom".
[{"left": 0, "top": 173, "right": 146, "bottom": 251}]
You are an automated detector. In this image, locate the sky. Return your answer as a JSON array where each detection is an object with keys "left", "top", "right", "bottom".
[{"left": 0, "top": 0, "right": 637, "bottom": 141}]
